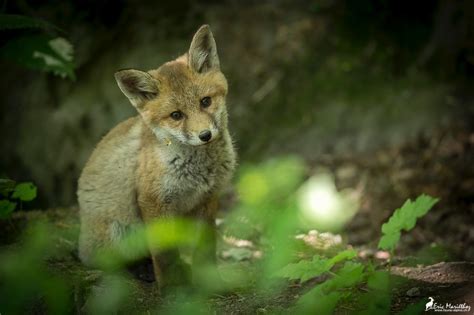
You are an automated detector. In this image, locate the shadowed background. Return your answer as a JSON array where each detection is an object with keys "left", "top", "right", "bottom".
[
  {"left": 1, "top": 0, "right": 473, "bottom": 208},
  {"left": 1, "top": 2, "right": 474, "bottom": 313}
]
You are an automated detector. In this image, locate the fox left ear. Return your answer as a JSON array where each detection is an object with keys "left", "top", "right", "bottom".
[
  {"left": 114, "top": 69, "right": 159, "bottom": 108},
  {"left": 188, "top": 25, "right": 220, "bottom": 73}
]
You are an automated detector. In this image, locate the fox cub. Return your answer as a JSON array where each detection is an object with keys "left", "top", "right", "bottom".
[{"left": 77, "top": 25, "right": 236, "bottom": 286}]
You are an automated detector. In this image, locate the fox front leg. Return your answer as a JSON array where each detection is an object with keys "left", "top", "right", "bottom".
[
  {"left": 142, "top": 221, "right": 166, "bottom": 287},
  {"left": 137, "top": 199, "right": 182, "bottom": 289},
  {"left": 190, "top": 198, "right": 222, "bottom": 287}
]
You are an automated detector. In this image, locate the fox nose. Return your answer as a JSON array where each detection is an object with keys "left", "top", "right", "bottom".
[{"left": 199, "top": 130, "right": 212, "bottom": 142}]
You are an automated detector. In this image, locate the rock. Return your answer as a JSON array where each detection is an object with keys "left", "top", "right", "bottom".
[{"left": 392, "top": 262, "right": 474, "bottom": 284}]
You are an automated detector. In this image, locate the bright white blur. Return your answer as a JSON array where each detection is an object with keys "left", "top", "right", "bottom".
[{"left": 298, "top": 171, "right": 359, "bottom": 231}]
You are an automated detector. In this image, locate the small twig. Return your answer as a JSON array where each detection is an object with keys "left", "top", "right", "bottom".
[
  {"left": 328, "top": 271, "right": 338, "bottom": 277},
  {"left": 339, "top": 305, "right": 356, "bottom": 311}
]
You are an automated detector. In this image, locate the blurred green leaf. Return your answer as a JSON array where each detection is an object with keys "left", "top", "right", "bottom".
[
  {"left": 146, "top": 218, "right": 199, "bottom": 251},
  {"left": 0, "top": 178, "right": 16, "bottom": 196},
  {"left": 355, "top": 271, "right": 391, "bottom": 315},
  {"left": 237, "top": 156, "right": 305, "bottom": 207},
  {"left": 94, "top": 218, "right": 201, "bottom": 271},
  {"left": 85, "top": 274, "right": 131, "bottom": 314},
  {"left": 403, "top": 243, "right": 452, "bottom": 266},
  {"left": 276, "top": 256, "right": 330, "bottom": 282},
  {"left": 294, "top": 262, "right": 366, "bottom": 314},
  {"left": 159, "top": 295, "right": 212, "bottom": 315},
  {"left": 328, "top": 248, "right": 358, "bottom": 265},
  {"left": 0, "top": 14, "right": 58, "bottom": 31},
  {"left": 0, "top": 222, "right": 70, "bottom": 314},
  {"left": 397, "top": 300, "right": 426, "bottom": 315},
  {"left": 230, "top": 156, "right": 306, "bottom": 248},
  {"left": 378, "top": 194, "right": 439, "bottom": 251},
  {"left": 296, "top": 289, "right": 342, "bottom": 315},
  {"left": 0, "top": 199, "right": 16, "bottom": 219},
  {"left": 0, "top": 35, "right": 75, "bottom": 79},
  {"left": 12, "top": 182, "right": 37, "bottom": 201},
  {"left": 327, "top": 262, "right": 366, "bottom": 289},
  {"left": 378, "top": 231, "right": 401, "bottom": 252},
  {"left": 367, "top": 270, "right": 390, "bottom": 291},
  {"left": 276, "top": 249, "right": 357, "bottom": 282},
  {"left": 238, "top": 169, "right": 269, "bottom": 206}
]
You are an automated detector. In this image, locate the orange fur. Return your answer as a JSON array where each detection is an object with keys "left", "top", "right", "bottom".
[{"left": 77, "top": 25, "right": 236, "bottom": 288}]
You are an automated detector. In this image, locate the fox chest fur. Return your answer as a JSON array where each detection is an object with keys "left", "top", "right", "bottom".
[{"left": 136, "top": 126, "right": 236, "bottom": 215}]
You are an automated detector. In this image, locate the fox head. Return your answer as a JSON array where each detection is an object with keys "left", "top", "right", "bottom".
[{"left": 115, "top": 25, "right": 228, "bottom": 146}]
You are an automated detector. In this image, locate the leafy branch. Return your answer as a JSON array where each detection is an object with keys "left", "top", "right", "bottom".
[
  {"left": 0, "top": 14, "right": 75, "bottom": 79},
  {"left": 275, "top": 194, "right": 439, "bottom": 314},
  {"left": 0, "top": 178, "right": 37, "bottom": 219},
  {"left": 275, "top": 249, "right": 357, "bottom": 282},
  {"left": 378, "top": 194, "right": 439, "bottom": 252}
]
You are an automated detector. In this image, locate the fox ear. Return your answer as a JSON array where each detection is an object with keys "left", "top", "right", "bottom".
[
  {"left": 114, "top": 69, "right": 158, "bottom": 108},
  {"left": 188, "top": 25, "right": 220, "bottom": 73}
]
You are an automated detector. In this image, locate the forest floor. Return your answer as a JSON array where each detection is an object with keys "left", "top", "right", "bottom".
[{"left": 1, "top": 123, "right": 473, "bottom": 314}]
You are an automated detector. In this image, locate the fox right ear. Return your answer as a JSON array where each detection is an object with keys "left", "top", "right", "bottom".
[
  {"left": 114, "top": 69, "right": 158, "bottom": 108},
  {"left": 188, "top": 25, "right": 220, "bottom": 73}
]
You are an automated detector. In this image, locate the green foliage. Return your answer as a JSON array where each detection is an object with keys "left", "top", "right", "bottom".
[
  {"left": 378, "top": 194, "right": 439, "bottom": 251},
  {"left": 0, "top": 14, "right": 75, "bottom": 79},
  {"left": 397, "top": 300, "right": 427, "bottom": 315},
  {"left": 12, "top": 182, "right": 37, "bottom": 201},
  {"left": 237, "top": 156, "right": 306, "bottom": 208},
  {"left": 0, "top": 223, "right": 71, "bottom": 314},
  {"left": 276, "top": 249, "right": 357, "bottom": 282},
  {"left": 292, "top": 263, "right": 394, "bottom": 315},
  {"left": 84, "top": 274, "right": 132, "bottom": 314},
  {"left": 275, "top": 194, "right": 439, "bottom": 314},
  {"left": 275, "top": 249, "right": 388, "bottom": 315},
  {"left": 0, "top": 35, "right": 75, "bottom": 79},
  {"left": 93, "top": 218, "right": 202, "bottom": 271},
  {"left": 226, "top": 160, "right": 442, "bottom": 314},
  {"left": 225, "top": 156, "right": 305, "bottom": 239},
  {"left": 0, "top": 177, "right": 37, "bottom": 219},
  {"left": 0, "top": 158, "right": 442, "bottom": 314},
  {"left": 0, "top": 178, "right": 16, "bottom": 194},
  {"left": 321, "top": 261, "right": 366, "bottom": 291},
  {"left": 294, "top": 262, "right": 366, "bottom": 314},
  {"left": 354, "top": 271, "right": 391, "bottom": 315},
  {"left": 0, "top": 199, "right": 16, "bottom": 219}
]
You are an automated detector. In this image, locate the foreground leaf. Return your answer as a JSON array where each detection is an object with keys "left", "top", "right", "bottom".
[
  {"left": 294, "top": 262, "right": 366, "bottom": 314},
  {"left": 0, "top": 200, "right": 17, "bottom": 219},
  {"left": 12, "top": 182, "right": 37, "bottom": 201},
  {"left": 378, "top": 194, "right": 439, "bottom": 251},
  {"left": 354, "top": 271, "right": 391, "bottom": 315},
  {"left": 0, "top": 35, "right": 75, "bottom": 79},
  {"left": 0, "top": 178, "right": 16, "bottom": 196},
  {"left": 276, "top": 249, "right": 357, "bottom": 282}
]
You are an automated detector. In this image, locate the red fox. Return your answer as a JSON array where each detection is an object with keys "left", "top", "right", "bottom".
[{"left": 77, "top": 25, "right": 236, "bottom": 287}]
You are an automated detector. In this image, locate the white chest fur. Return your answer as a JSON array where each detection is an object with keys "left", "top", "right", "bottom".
[{"left": 156, "top": 134, "right": 235, "bottom": 213}]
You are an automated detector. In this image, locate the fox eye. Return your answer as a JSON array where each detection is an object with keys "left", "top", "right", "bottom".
[
  {"left": 170, "top": 111, "right": 184, "bottom": 121},
  {"left": 200, "top": 96, "right": 212, "bottom": 108}
]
